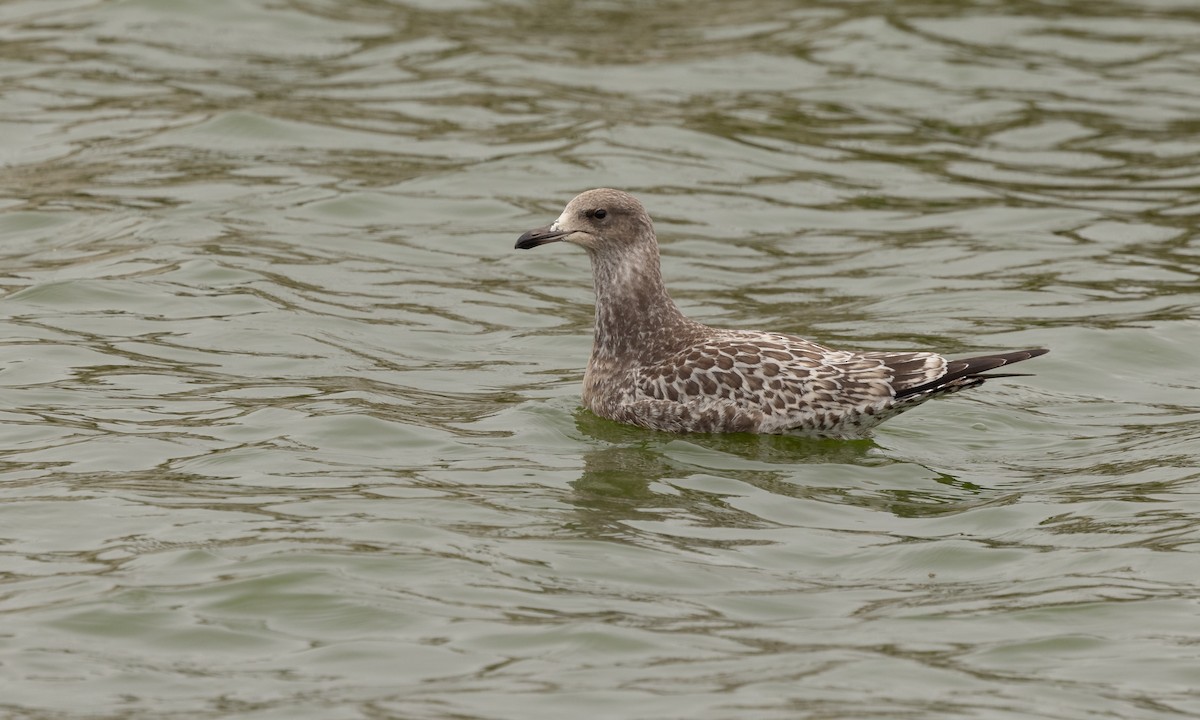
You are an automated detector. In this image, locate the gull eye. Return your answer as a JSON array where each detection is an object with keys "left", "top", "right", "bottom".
[{"left": 592, "top": 208, "right": 607, "bottom": 219}]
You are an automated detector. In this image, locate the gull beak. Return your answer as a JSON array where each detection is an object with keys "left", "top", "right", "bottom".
[{"left": 516, "top": 224, "right": 572, "bottom": 250}]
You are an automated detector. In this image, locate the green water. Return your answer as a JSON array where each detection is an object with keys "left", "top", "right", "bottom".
[{"left": 1, "top": 0, "right": 1199, "bottom": 718}]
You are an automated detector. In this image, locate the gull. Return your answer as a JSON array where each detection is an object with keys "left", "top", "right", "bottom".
[{"left": 515, "top": 188, "right": 1047, "bottom": 438}]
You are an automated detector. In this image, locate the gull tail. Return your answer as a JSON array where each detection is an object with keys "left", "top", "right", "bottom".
[{"left": 894, "top": 348, "right": 1049, "bottom": 399}]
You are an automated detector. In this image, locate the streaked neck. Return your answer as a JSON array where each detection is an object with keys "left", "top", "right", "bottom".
[{"left": 587, "top": 243, "right": 700, "bottom": 364}]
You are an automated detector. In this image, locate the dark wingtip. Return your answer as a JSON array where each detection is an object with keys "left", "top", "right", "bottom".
[{"left": 895, "top": 347, "right": 1048, "bottom": 399}]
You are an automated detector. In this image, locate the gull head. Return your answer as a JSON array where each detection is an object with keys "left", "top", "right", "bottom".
[{"left": 515, "top": 188, "right": 654, "bottom": 254}]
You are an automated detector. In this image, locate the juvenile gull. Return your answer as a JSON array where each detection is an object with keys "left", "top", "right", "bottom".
[{"left": 515, "top": 188, "right": 1048, "bottom": 438}]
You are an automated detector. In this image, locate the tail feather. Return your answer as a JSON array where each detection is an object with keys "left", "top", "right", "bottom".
[{"left": 894, "top": 348, "right": 1048, "bottom": 399}]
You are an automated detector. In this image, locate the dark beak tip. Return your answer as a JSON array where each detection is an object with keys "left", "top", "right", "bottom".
[{"left": 515, "top": 226, "right": 568, "bottom": 250}]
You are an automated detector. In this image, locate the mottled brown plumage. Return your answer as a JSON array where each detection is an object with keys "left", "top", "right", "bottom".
[{"left": 515, "top": 188, "right": 1047, "bottom": 438}]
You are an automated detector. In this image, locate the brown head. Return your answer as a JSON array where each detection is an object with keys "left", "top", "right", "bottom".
[
  {"left": 514, "top": 188, "right": 693, "bottom": 360},
  {"left": 515, "top": 188, "right": 656, "bottom": 257}
]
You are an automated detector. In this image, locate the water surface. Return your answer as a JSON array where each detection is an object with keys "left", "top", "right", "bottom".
[{"left": 2, "top": 1, "right": 1199, "bottom": 718}]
